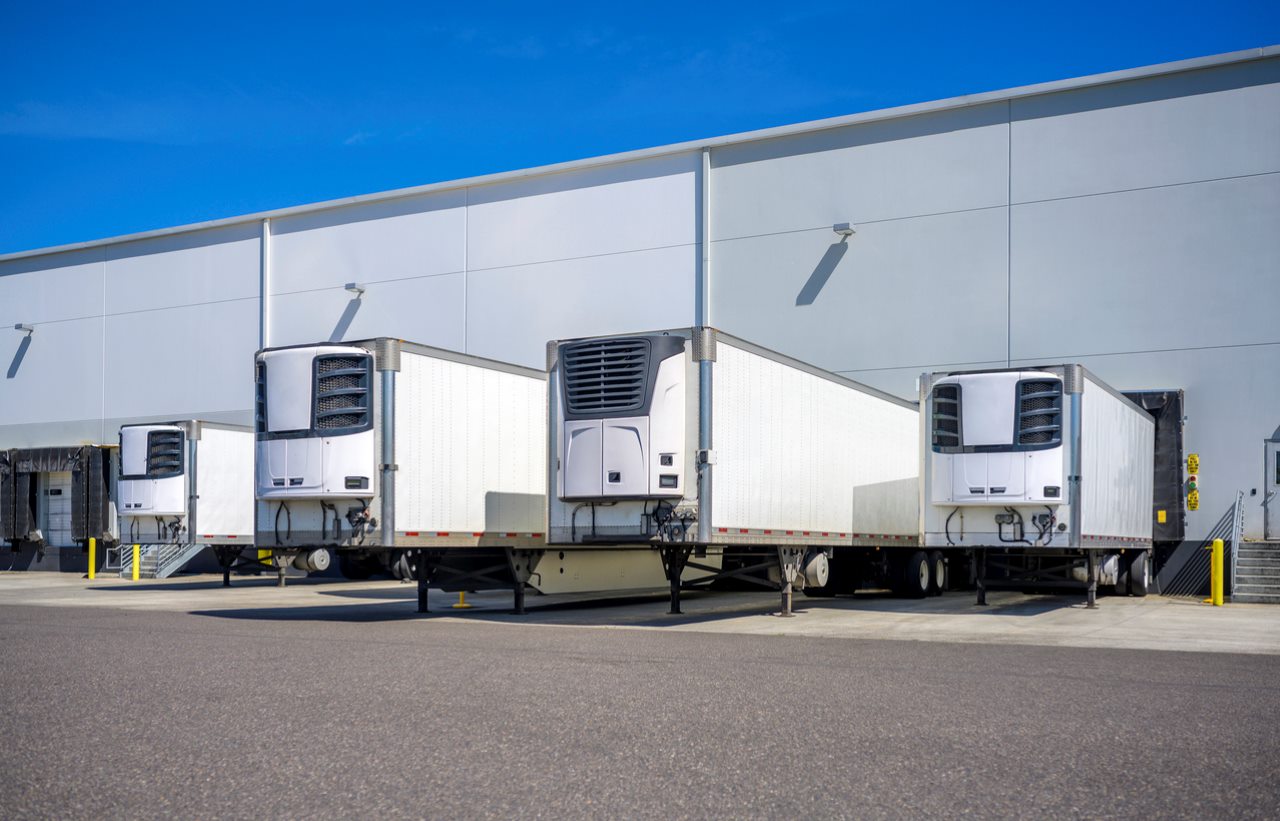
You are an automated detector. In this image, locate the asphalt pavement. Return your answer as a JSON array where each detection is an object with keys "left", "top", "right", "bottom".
[{"left": 3, "top": 602, "right": 1278, "bottom": 819}]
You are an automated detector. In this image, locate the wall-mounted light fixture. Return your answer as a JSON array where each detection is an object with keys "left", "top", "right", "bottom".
[
  {"left": 833, "top": 223, "right": 856, "bottom": 238},
  {"left": 344, "top": 282, "right": 366, "bottom": 297},
  {"left": 13, "top": 323, "right": 35, "bottom": 336}
]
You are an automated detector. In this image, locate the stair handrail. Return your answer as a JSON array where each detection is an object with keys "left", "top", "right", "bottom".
[{"left": 1229, "top": 489, "right": 1245, "bottom": 595}]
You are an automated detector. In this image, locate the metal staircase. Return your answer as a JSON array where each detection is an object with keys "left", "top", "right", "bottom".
[
  {"left": 1234, "top": 542, "right": 1280, "bottom": 604},
  {"left": 116, "top": 543, "right": 208, "bottom": 579}
]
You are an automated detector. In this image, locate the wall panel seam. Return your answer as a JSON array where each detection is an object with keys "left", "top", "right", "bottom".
[
  {"left": 710, "top": 204, "right": 1009, "bottom": 245},
  {"left": 1011, "top": 169, "right": 1280, "bottom": 209}
]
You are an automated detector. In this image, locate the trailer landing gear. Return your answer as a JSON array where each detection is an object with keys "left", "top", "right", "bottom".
[
  {"left": 413, "top": 548, "right": 532, "bottom": 615},
  {"left": 658, "top": 545, "right": 809, "bottom": 618},
  {"left": 777, "top": 547, "right": 804, "bottom": 618}
]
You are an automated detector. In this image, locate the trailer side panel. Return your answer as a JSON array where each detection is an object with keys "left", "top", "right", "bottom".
[
  {"left": 1082, "top": 375, "right": 1155, "bottom": 542},
  {"left": 712, "top": 339, "right": 918, "bottom": 538}
]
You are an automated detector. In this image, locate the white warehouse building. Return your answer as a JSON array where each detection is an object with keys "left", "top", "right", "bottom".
[{"left": 1, "top": 46, "right": 1278, "bottom": 573}]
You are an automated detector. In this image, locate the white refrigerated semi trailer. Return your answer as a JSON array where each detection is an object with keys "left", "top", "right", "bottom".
[
  {"left": 252, "top": 338, "right": 682, "bottom": 612},
  {"left": 117, "top": 420, "right": 253, "bottom": 580},
  {"left": 546, "top": 327, "right": 920, "bottom": 614},
  {"left": 919, "top": 364, "right": 1155, "bottom": 606}
]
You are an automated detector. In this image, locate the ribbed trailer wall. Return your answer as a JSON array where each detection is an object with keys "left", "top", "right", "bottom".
[
  {"left": 395, "top": 350, "right": 544, "bottom": 538},
  {"left": 712, "top": 339, "right": 918, "bottom": 541},
  {"left": 1081, "top": 375, "right": 1154, "bottom": 543}
]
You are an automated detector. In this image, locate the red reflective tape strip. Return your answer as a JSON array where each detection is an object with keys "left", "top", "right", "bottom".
[
  {"left": 763, "top": 530, "right": 773, "bottom": 535},
  {"left": 435, "top": 532, "right": 449, "bottom": 537},
  {"left": 786, "top": 531, "right": 794, "bottom": 536},
  {"left": 405, "top": 532, "right": 419, "bottom": 537},
  {"left": 226, "top": 535, "right": 237, "bottom": 539},
  {"left": 532, "top": 533, "right": 543, "bottom": 538},
  {"left": 473, "top": 532, "right": 485, "bottom": 537},
  {"left": 803, "top": 531, "right": 810, "bottom": 536},
  {"left": 718, "top": 528, "right": 728, "bottom": 533},
  {"left": 739, "top": 529, "right": 749, "bottom": 534}
]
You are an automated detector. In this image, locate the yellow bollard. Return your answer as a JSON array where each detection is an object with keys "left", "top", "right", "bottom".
[
  {"left": 1204, "top": 538, "right": 1223, "bottom": 606},
  {"left": 88, "top": 538, "right": 96, "bottom": 580},
  {"left": 132, "top": 544, "right": 140, "bottom": 582},
  {"left": 452, "top": 591, "right": 473, "bottom": 610}
]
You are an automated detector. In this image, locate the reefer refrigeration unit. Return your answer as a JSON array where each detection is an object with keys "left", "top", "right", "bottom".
[
  {"left": 547, "top": 327, "right": 920, "bottom": 614},
  {"left": 0, "top": 444, "right": 117, "bottom": 572},
  {"left": 117, "top": 420, "right": 253, "bottom": 580},
  {"left": 921, "top": 365, "right": 1155, "bottom": 604},
  {"left": 253, "top": 338, "right": 679, "bottom": 612}
]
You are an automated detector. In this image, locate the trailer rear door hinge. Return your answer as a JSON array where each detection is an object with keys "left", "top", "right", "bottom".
[
  {"left": 381, "top": 463, "right": 399, "bottom": 471},
  {"left": 697, "top": 449, "right": 717, "bottom": 465}
]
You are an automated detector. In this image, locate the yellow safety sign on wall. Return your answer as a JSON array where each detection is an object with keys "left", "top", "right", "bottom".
[{"left": 1188, "top": 453, "right": 1199, "bottom": 473}]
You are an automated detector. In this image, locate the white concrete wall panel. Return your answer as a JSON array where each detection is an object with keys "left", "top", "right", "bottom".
[
  {"left": 1012, "top": 61, "right": 1280, "bottom": 203},
  {"left": 269, "top": 191, "right": 466, "bottom": 294},
  {"left": 268, "top": 272, "right": 465, "bottom": 351},
  {"left": 712, "top": 207, "right": 1009, "bottom": 374},
  {"left": 466, "top": 154, "right": 698, "bottom": 271},
  {"left": 0, "top": 316, "right": 104, "bottom": 437},
  {"left": 104, "top": 225, "right": 261, "bottom": 314},
  {"left": 0, "top": 249, "right": 103, "bottom": 327},
  {"left": 1010, "top": 174, "right": 1280, "bottom": 360},
  {"left": 464, "top": 245, "right": 696, "bottom": 369},
  {"left": 710, "top": 104, "right": 1009, "bottom": 240},
  {"left": 104, "top": 300, "right": 258, "bottom": 420}
]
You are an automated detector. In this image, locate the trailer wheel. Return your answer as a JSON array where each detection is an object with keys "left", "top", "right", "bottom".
[
  {"left": 928, "top": 551, "right": 946, "bottom": 596},
  {"left": 903, "top": 551, "right": 930, "bottom": 599},
  {"left": 1127, "top": 550, "right": 1150, "bottom": 597}
]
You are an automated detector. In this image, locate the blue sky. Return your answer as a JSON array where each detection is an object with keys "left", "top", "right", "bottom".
[{"left": 2, "top": 1, "right": 1277, "bottom": 254}]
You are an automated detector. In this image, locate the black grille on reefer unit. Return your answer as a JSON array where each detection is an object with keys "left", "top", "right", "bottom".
[
  {"left": 314, "top": 354, "right": 372, "bottom": 432},
  {"left": 146, "top": 430, "right": 184, "bottom": 478},
  {"left": 562, "top": 338, "right": 649, "bottom": 415},
  {"left": 255, "top": 360, "right": 267, "bottom": 433},
  {"left": 931, "top": 384, "right": 962, "bottom": 451},
  {"left": 1017, "top": 379, "right": 1063, "bottom": 447}
]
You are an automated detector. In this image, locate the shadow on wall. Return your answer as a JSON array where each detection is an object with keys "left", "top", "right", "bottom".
[
  {"left": 328, "top": 296, "right": 362, "bottom": 342},
  {"left": 796, "top": 238, "right": 850, "bottom": 306},
  {"left": 6, "top": 334, "right": 31, "bottom": 379}
]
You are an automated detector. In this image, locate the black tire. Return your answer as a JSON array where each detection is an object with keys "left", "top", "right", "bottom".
[
  {"left": 1127, "top": 550, "right": 1150, "bottom": 597},
  {"left": 928, "top": 550, "right": 946, "bottom": 596},
  {"left": 337, "top": 553, "right": 373, "bottom": 580},
  {"left": 801, "top": 585, "right": 836, "bottom": 597},
  {"left": 902, "top": 551, "right": 930, "bottom": 599}
]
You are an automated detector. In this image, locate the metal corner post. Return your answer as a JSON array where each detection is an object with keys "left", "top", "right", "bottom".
[
  {"left": 377, "top": 339, "right": 401, "bottom": 547},
  {"left": 1064, "top": 365, "right": 1084, "bottom": 548},
  {"left": 187, "top": 430, "right": 199, "bottom": 540},
  {"left": 695, "top": 328, "right": 715, "bottom": 544}
]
